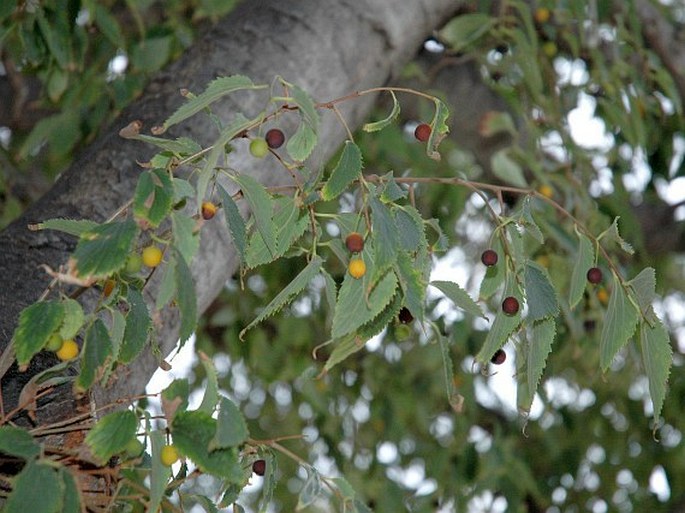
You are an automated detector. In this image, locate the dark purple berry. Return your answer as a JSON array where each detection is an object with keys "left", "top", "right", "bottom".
[
  {"left": 265, "top": 128, "right": 285, "bottom": 149},
  {"left": 252, "top": 459, "right": 266, "bottom": 476},
  {"left": 481, "top": 249, "right": 498, "bottom": 267},
  {"left": 502, "top": 296, "right": 520, "bottom": 315},
  {"left": 414, "top": 123, "right": 431, "bottom": 142},
  {"left": 398, "top": 307, "right": 414, "bottom": 324},
  {"left": 587, "top": 267, "right": 603, "bottom": 284},
  {"left": 491, "top": 349, "right": 506, "bottom": 365}
]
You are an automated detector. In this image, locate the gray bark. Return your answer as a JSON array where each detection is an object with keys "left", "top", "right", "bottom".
[{"left": 0, "top": 0, "right": 463, "bottom": 423}]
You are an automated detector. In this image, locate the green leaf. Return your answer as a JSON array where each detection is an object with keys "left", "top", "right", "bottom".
[
  {"left": 363, "top": 91, "right": 400, "bottom": 132},
  {"left": 156, "top": 256, "right": 177, "bottom": 310},
  {"left": 85, "top": 410, "right": 137, "bottom": 464},
  {"left": 14, "top": 300, "right": 64, "bottom": 367},
  {"left": 370, "top": 195, "right": 400, "bottom": 275},
  {"left": 427, "top": 98, "right": 450, "bottom": 160},
  {"left": 332, "top": 476, "right": 357, "bottom": 500},
  {"left": 598, "top": 217, "right": 634, "bottom": 255},
  {"left": 394, "top": 206, "right": 425, "bottom": 253},
  {"left": 491, "top": 149, "right": 527, "bottom": 187},
  {"left": 77, "top": 319, "right": 113, "bottom": 390},
  {"left": 523, "top": 261, "right": 559, "bottom": 321},
  {"left": 258, "top": 451, "right": 278, "bottom": 513},
  {"left": 212, "top": 396, "right": 249, "bottom": 449},
  {"left": 175, "top": 247, "right": 197, "bottom": 344},
  {"left": 30, "top": 218, "right": 99, "bottom": 237},
  {"left": 522, "top": 318, "right": 556, "bottom": 412},
  {"left": 240, "top": 256, "right": 323, "bottom": 339},
  {"left": 379, "top": 172, "right": 408, "bottom": 202},
  {"left": 59, "top": 468, "right": 82, "bottom": 513},
  {"left": 198, "top": 353, "right": 219, "bottom": 414},
  {"left": 130, "top": 36, "right": 172, "bottom": 72},
  {"left": 120, "top": 287, "right": 151, "bottom": 364},
  {"left": 430, "top": 281, "right": 485, "bottom": 319},
  {"left": 286, "top": 123, "right": 317, "bottom": 162},
  {"left": 438, "top": 333, "right": 463, "bottom": 413},
  {"left": 291, "top": 83, "right": 320, "bottom": 129},
  {"left": 323, "top": 335, "right": 370, "bottom": 374},
  {"left": 395, "top": 252, "right": 426, "bottom": 323},
  {"left": 479, "top": 247, "right": 506, "bottom": 300},
  {"left": 171, "top": 212, "right": 199, "bottom": 265},
  {"left": 93, "top": 3, "right": 124, "bottom": 47},
  {"left": 133, "top": 168, "right": 174, "bottom": 228},
  {"left": 73, "top": 220, "right": 139, "bottom": 278},
  {"left": 439, "top": 13, "right": 495, "bottom": 52},
  {"left": 59, "top": 299, "right": 84, "bottom": 340},
  {"left": 476, "top": 284, "right": 522, "bottom": 364},
  {"left": 516, "top": 197, "right": 544, "bottom": 243},
  {"left": 159, "top": 76, "right": 266, "bottom": 133},
  {"left": 231, "top": 173, "right": 277, "bottom": 256},
  {"left": 320, "top": 141, "right": 363, "bottom": 201},
  {"left": 0, "top": 426, "right": 40, "bottom": 460},
  {"left": 331, "top": 270, "right": 398, "bottom": 339},
  {"left": 599, "top": 274, "right": 639, "bottom": 371},
  {"left": 297, "top": 467, "right": 323, "bottom": 510},
  {"left": 109, "top": 310, "right": 126, "bottom": 363},
  {"left": 639, "top": 317, "right": 673, "bottom": 423},
  {"left": 172, "top": 410, "right": 244, "bottom": 482},
  {"left": 218, "top": 185, "right": 247, "bottom": 263},
  {"left": 149, "top": 430, "right": 172, "bottom": 513},
  {"left": 358, "top": 292, "right": 402, "bottom": 340},
  {"left": 5, "top": 461, "right": 62, "bottom": 513},
  {"left": 568, "top": 230, "right": 594, "bottom": 309},
  {"left": 628, "top": 267, "right": 656, "bottom": 314}
]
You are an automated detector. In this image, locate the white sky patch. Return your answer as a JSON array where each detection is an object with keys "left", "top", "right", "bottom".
[
  {"left": 649, "top": 465, "right": 671, "bottom": 502},
  {"left": 567, "top": 93, "right": 614, "bottom": 151}
]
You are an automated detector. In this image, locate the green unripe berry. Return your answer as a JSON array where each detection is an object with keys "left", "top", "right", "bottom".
[
  {"left": 46, "top": 333, "right": 63, "bottom": 352},
  {"left": 123, "top": 438, "right": 145, "bottom": 458},
  {"left": 125, "top": 254, "right": 143, "bottom": 274},
  {"left": 249, "top": 138, "right": 269, "bottom": 158}
]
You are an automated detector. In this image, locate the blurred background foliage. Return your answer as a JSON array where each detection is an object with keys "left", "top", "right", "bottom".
[{"left": 2, "top": 0, "right": 685, "bottom": 512}]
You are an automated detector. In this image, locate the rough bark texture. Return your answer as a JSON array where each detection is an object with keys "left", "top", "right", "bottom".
[{"left": 0, "top": 0, "right": 463, "bottom": 423}]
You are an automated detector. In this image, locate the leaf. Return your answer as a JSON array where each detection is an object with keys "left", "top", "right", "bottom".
[
  {"left": 394, "top": 205, "right": 425, "bottom": 253},
  {"left": 130, "top": 36, "right": 172, "bottom": 72},
  {"left": 218, "top": 185, "right": 247, "bottom": 263},
  {"left": 258, "top": 452, "right": 279, "bottom": 513},
  {"left": 639, "top": 316, "right": 673, "bottom": 423},
  {"left": 109, "top": 310, "right": 126, "bottom": 363},
  {"left": 73, "top": 220, "right": 139, "bottom": 278},
  {"left": 0, "top": 426, "right": 40, "bottom": 460},
  {"left": 479, "top": 242, "right": 506, "bottom": 300},
  {"left": 30, "top": 218, "right": 99, "bottom": 237},
  {"left": 297, "top": 467, "right": 323, "bottom": 510},
  {"left": 76, "top": 319, "right": 113, "bottom": 390},
  {"left": 491, "top": 149, "right": 527, "bottom": 187},
  {"left": 149, "top": 430, "right": 172, "bottom": 513},
  {"left": 231, "top": 173, "right": 277, "bottom": 256},
  {"left": 323, "top": 334, "right": 370, "bottom": 374},
  {"left": 175, "top": 247, "right": 197, "bottom": 345},
  {"left": 438, "top": 334, "right": 463, "bottom": 413},
  {"left": 85, "top": 410, "right": 137, "bottom": 464},
  {"left": 59, "top": 299, "right": 84, "bottom": 340},
  {"left": 332, "top": 477, "right": 356, "bottom": 500},
  {"left": 211, "top": 396, "right": 249, "bottom": 449},
  {"left": 628, "top": 267, "right": 656, "bottom": 314},
  {"left": 162, "top": 379, "right": 190, "bottom": 422},
  {"left": 523, "top": 261, "right": 559, "bottom": 321},
  {"left": 320, "top": 141, "right": 363, "bottom": 201},
  {"left": 439, "top": 13, "right": 495, "bottom": 52},
  {"left": 156, "top": 256, "right": 177, "bottom": 310},
  {"left": 357, "top": 292, "right": 402, "bottom": 340},
  {"left": 240, "top": 256, "right": 323, "bottom": 339},
  {"left": 93, "top": 3, "right": 124, "bottom": 48},
  {"left": 598, "top": 217, "right": 634, "bottom": 255},
  {"left": 476, "top": 284, "right": 522, "bottom": 364},
  {"left": 172, "top": 410, "right": 244, "bottom": 482},
  {"left": 13, "top": 300, "right": 64, "bottom": 367},
  {"left": 133, "top": 168, "right": 174, "bottom": 228},
  {"left": 379, "top": 172, "right": 407, "bottom": 202},
  {"left": 171, "top": 212, "right": 199, "bottom": 265},
  {"left": 370, "top": 195, "right": 400, "bottom": 275},
  {"left": 568, "top": 230, "right": 594, "bottom": 309},
  {"left": 427, "top": 98, "right": 450, "bottom": 160},
  {"left": 5, "top": 461, "right": 62, "bottom": 513},
  {"left": 395, "top": 252, "right": 426, "bottom": 323},
  {"left": 59, "top": 468, "right": 82, "bottom": 513},
  {"left": 516, "top": 197, "right": 544, "bottom": 243},
  {"left": 198, "top": 352, "right": 219, "bottom": 414},
  {"left": 120, "top": 287, "right": 151, "bottom": 364},
  {"left": 291, "top": 83, "right": 320, "bottom": 129},
  {"left": 159, "top": 75, "right": 266, "bottom": 133},
  {"left": 599, "top": 274, "right": 639, "bottom": 371},
  {"left": 331, "top": 270, "right": 398, "bottom": 339},
  {"left": 523, "top": 318, "right": 556, "bottom": 412},
  {"left": 431, "top": 281, "right": 485, "bottom": 319},
  {"left": 286, "top": 123, "right": 317, "bottom": 162},
  {"left": 363, "top": 91, "right": 400, "bottom": 132}
]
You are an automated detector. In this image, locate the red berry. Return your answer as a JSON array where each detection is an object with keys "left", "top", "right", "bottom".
[
  {"left": 345, "top": 232, "right": 365, "bottom": 253},
  {"left": 491, "top": 349, "right": 506, "bottom": 365},
  {"left": 414, "top": 123, "right": 432, "bottom": 142},
  {"left": 502, "top": 296, "right": 519, "bottom": 315},
  {"left": 252, "top": 459, "right": 266, "bottom": 476},
  {"left": 265, "top": 128, "right": 285, "bottom": 149},
  {"left": 481, "top": 249, "right": 498, "bottom": 267},
  {"left": 587, "top": 267, "right": 603, "bottom": 284},
  {"left": 398, "top": 307, "right": 414, "bottom": 324}
]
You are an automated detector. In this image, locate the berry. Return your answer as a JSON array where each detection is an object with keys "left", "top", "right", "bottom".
[
  {"left": 348, "top": 258, "right": 366, "bottom": 279},
  {"left": 597, "top": 287, "right": 609, "bottom": 305},
  {"left": 542, "top": 41, "right": 558, "bottom": 58},
  {"left": 252, "top": 459, "right": 266, "bottom": 476},
  {"left": 414, "top": 123, "right": 432, "bottom": 142},
  {"left": 491, "top": 349, "right": 506, "bottom": 365},
  {"left": 394, "top": 323, "right": 412, "bottom": 341},
  {"left": 142, "top": 246, "right": 163, "bottom": 268},
  {"left": 56, "top": 339, "right": 79, "bottom": 361},
  {"left": 265, "top": 128, "right": 285, "bottom": 149},
  {"left": 398, "top": 307, "right": 414, "bottom": 324},
  {"left": 201, "top": 201, "right": 217, "bottom": 220},
  {"left": 102, "top": 279, "right": 116, "bottom": 298},
  {"left": 345, "top": 232, "right": 365, "bottom": 253},
  {"left": 249, "top": 138, "right": 269, "bottom": 158},
  {"left": 481, "top": 249, "right": 498, "bottom": 267},
  {"left": 124, "top": 438, "right": 144, "bottom": 458},
  {"left": 587, "top": 267, "right": 603, "bottom": 284},
  {"left": 160, "top": 444, "right": 179, "bottom": 466},
  {"left": 538, "top": 184, "right": 554, "bottom": 199},
  {"left": 534, "top": 7, "right": 551, "bottom": 24},
  {"left": 46, "top": 333, "right": 63, "bottom": 352},
  {"left": 125, "top": 254, "right": 143, "bottom": 274},
  {"left": 502, "top": 296, "right": 520, "bottom": 315}
]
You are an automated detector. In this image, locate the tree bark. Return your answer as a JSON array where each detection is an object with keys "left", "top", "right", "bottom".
[{"left": 0, "top": 0, "right": 463, "bottom": 424}]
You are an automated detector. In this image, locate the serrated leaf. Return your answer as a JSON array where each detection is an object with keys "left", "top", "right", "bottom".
[
  {"left": 491, "top": 149, "right": 527, "bottom": 187},
  {"left": 218, "top": 185, "right": 247, "bottom": 263},
  {"left": 189, "top": 495, "right": 220, "bottom": 513},
  {"left": 59, "top": 298, "right": 84, "bottom": 340},
  {"left": 232, "top": 173, "right": 277, "bottom": 256},
  {"left": 258, "top": 452, "right": 278, "bottom": 513},
  {"left": 628, "top": 267, "right": 656, "bottom": 314},
  {"left": 639, "top": 317, "right": 673, "bottom": 423},
  {"left": 120, "top": 287, "right": 151, "bottom": 364},
  {"left": 0, "top": 426, "right": 40, "bottom": 460},
  {"left": 5, "top": 461, "right": 62, "bottom": 513},
  {"left": 150, "top": 430, "right": 172, "bottom": 513},
  {"left": 297, "top": 467, "right": 323, "bottom": 511},
  {"left": 77, "top": 319, "right": 112, "bottom": 390},
  {"left": 286, "top": 123, "right": 317, "bottom": 162},
  {"left": 211, "top": 396, "right": 249, "bottom": 449},
  {"left": 323, "top": 334, "right": 370, "bottom": 373},
  {"left": 379, "top": 172, "right": 408, "bottom": 202},
  {"left": 240, "top": 256, "right": 323, "bottom": 340},
  {"left": 599, "top": 217, "right": 634, "bottom": 255},
  {"left": 198, "top": 352, "right": 219, "bottom": 414},
  {"left": 395, "top": 252, "right": 426, "bottom": 323},
  {"left": 13, "top": 301, "right": 64, "bottom": 367},
  {"left": 332, "top": 270, "right": 398, "bottom": 339},
  {"left": 31, "top": 218, "right": 99, "bottom": 237},
  {"left": 427, "top": 98, "right": 450, "bottom": 160},
  {"left": 59, "top": 468, "right": 82, "bottom": 513},
  {"left": 124, "top": 134, "right": 204, "bottom": 155},
  {"left": 439, "top": 13, "right": 495, "bottom": 52},
  {"left": 431, "top": 280, "right": 485, "bottom": 319},
  {"left": 517, "top": 197, "right": 544, "bottom": 243},
  {"left": 291, "top": 83, "right": 319, "bottom": 129},
  {"left": 363, "top": 91, "right": 400, "bottom": 132},
  {"left": 569, "top": 230, "right": 594, "bottom": 309},
  {"left": 599, "top": 274, "right": 639, "bottom": 371},
  {"left": 171, "top": 212, "right": 199, "bottom": 265},
  {"left": 175, "top": 248, "right": 197, "bottom": 344},
  {"left": 370, "top": 195, "right": 400, "bottom": 275},
  {"left": 394, "top": 206, "right": 425, "bottom": 253},
  {"left": 159, "top": 75, "right": 266, "bottom": 133},
  {"left": 479, "top": 110, "right": 517, "bottom": 137},
  {"left": 479, "top": 249, "right": 506, "bottom": 300},
  {"left": 438, "top": 333, "right": 463, "bottom": 413},
  {"left": 320, "top": 141, "right": 363, "bottom": 201},
  {"left": 524, "top": 261, "right": 559, "bottom": 321},
  {"left": 85, "top": 410, "right": 137, "bottom": 464},
  {"left": 172, "top": 410, "right": 243, "bottom": 481},
  {"left": 133, "top": 168, "right": 173, "bottom": 228},
  {"left": 73, "top": 220, "right": 138, "bottom": 278},
  {"left": 109, "top": 310, "right": 126, "bottom": 362},
  {"left": 156, "top": 257, "right": 177, "bottom": 310},
  {"left": 358, "top": 292, "right": 402, "bottom": 340},
  {"left": 522, "top": 318, "right": 556, "bottom": 412}
]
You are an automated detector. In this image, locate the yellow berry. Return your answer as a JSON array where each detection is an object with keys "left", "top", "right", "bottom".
[
  {"left": 160, "top": 444, "right": 179, "bottom": 466},
  {"left": 538, "top": 184, "right": 554, "bottom": 199},
  {"left": 534, "top": 7, "right": 551, "bottom": 24},
  {"left": 597, "top": 287, "right": 609, "bottom": 306},
  {"left": 142, "top": 246, "right": 163, "bottom": 268},
  {"left": 56, "top": 339, "right": 79, "bottom": 361},
  {"left": 542, "top": 41, "right": 558, "bottom": 58},
  {"left": 348, "top": 258, "right": 366, "bottom": 279},
  {"left": 201, "top": 201, "right": 217, "bottom": 220}
]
